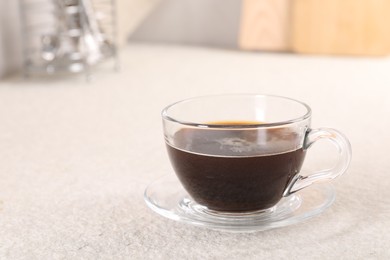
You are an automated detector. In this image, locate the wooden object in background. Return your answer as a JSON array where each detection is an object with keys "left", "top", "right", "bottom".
[
  {"left": 292, "top": 0, "right": 390, "bottom": 56},
  {"left": 239, "top": 0, "right": 290, "bottom": 51}
]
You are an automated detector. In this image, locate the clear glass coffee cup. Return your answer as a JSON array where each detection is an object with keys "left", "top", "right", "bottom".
[{"left": 162, "top": 94, "right": 352, "bottom": 212}]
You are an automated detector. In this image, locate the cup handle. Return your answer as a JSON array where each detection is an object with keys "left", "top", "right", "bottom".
[{"left": 283, "top": 128, "right": 352, "bottom": 196}]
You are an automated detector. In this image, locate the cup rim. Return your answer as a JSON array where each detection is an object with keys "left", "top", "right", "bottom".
[{"left": 162, "top": 94, "right": 312, "bottom": 128}]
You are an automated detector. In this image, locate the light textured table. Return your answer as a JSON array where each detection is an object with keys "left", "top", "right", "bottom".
[{"left": 0, "top": 44, "right": 389, "bottom": 259}]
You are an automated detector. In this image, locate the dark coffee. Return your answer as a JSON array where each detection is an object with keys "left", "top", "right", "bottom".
[{"left": 166, "top": 122, "right": 306, "bottom": 212}]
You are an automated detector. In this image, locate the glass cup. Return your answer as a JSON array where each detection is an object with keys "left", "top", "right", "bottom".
[{"left": 162, "top": 94, "right": 351, "bottom": 212}]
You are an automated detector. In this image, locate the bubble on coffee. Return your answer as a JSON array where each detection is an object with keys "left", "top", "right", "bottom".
[{"left": 216, "top": 137, "right": 257, "bottom": 154}]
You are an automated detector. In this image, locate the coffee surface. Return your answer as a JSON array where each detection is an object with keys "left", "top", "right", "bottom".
[{"left": 167, "top": 122, "right": 306, "bottom": 212}]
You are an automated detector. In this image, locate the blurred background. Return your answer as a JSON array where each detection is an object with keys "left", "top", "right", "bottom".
[
  {"left": 1, "top": 0, "right": 390, "bottom": 78},
  {"left": 1, "top": 1, "right": 390, "bottom": 258}
]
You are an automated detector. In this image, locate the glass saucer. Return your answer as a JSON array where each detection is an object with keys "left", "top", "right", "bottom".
[{"left": 144, "top": 174, "right": 336, "bottom": 233}]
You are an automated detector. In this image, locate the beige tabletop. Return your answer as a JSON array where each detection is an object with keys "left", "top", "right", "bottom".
[{"left": 0, "top": 43, "right": 389, "bottom": 259}]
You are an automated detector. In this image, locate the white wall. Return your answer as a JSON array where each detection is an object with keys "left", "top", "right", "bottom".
[
  {"left": 129, "top": 0, "right": 242, "bottom": 49},
  {"left": 0, "top": 0, "right": 22, "bottom": 78}
]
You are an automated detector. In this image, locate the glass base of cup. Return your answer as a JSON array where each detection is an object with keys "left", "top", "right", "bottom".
[
  {"left": 178, "top": 197, "right": 291, "bottom": 219},
  {"left": 181, "top": 198, "right": 278, "bottom": 216},
  {"left": 144, "top": 174, "right": 336, "bottom": 233}
]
